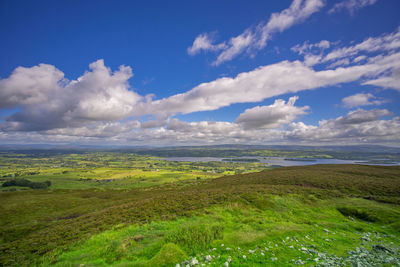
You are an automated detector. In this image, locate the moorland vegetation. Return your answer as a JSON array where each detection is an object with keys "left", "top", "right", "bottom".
[{"left": 0, "top": 150, "right": 399, "bottom": 266}]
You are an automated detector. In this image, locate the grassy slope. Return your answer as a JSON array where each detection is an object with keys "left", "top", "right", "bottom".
[
  {"left": 46, "top": 197, "right": 400, "bottom": 266},
  {"left": 1, "top": 164, "right": 400, "bottom": 266}
]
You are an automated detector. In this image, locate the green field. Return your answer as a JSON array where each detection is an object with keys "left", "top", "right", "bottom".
[
  {"left": 0, "top": 152, "right": 400, "bottom": 266},
  {"left": 0, "top": 152, "right": 265, "bottom": 190}
]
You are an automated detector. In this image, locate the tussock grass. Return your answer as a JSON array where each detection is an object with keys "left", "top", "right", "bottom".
[
  {"left": 149, "top": 243, "right": 187, "bottom": 266},
  {"left": 164, "top": 222, "right": 224, "bottom": 254}
]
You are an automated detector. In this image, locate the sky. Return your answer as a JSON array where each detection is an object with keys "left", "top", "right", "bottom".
[{"left": 0, "top": 0, "right": 399, "bottom": 147}]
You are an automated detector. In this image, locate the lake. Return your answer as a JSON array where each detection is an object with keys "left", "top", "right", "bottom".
[{"left": 161, "top": 156, "right": 400, "bottom": 166}]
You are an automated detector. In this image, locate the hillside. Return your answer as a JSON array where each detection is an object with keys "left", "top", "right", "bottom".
[{"left": 1, "top": 164, "right": 400, "bottom": 266}]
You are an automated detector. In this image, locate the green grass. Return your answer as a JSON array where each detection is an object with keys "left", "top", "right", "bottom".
[
  {"left": 1, "top": 164, "right": 400, "bottom": 266},
  {"left": 164, "top": 222, "right": 224, "bottom": 254},
  {"left": 40, "top": 196, "right": 400, "bottom": 266}
]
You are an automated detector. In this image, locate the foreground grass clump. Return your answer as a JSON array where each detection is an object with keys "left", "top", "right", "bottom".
[
  {"left": 1, "top": 164, "right": 400, "bottom": 266},
  {"left": 164, "top": 222, "right": 224, "bottom": 254},
  {"left": 148, "top": 243, "right": 187, "bottom": 266}
]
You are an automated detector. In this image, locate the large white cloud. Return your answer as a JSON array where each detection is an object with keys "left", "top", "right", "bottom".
[
  {"left": 0, "top": 60, "right": 143, "bottom": 131},
  {"left": 335, "top": 108, "right": 392, "bottom": 125},
  {"left": 286, "top": 109, "right": 399, "bottom": 143},
  {"left": 235, "top": 96, "right": 309, "bottom": 129},
  {"left": 0, "top": 64, "right": 64, "bottom": 108},
  {"left": 62, "top": 60, "right": 141, "bottom": 122},
  {"left": 148, "top": 51, "right": 400, "bottom": 116},
  {"left": 161, "top": 119, "right": 283, "bottom": 144}
]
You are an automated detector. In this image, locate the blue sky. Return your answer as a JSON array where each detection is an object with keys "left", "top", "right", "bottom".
[{"left": 0, "top": 0, "right": 399, "bottom": 146}]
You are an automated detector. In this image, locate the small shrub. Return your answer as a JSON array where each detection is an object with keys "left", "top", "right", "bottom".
[
  {"left": 2, "top": 178, "right": 49, "bottom": 190},
  {"left": 29, "top": 182, "right": 48, "bottom": 189}
]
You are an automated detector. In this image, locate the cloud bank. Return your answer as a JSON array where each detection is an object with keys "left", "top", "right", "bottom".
[{"left": 1, "top": 27, "right": 400, "bottom": 146}]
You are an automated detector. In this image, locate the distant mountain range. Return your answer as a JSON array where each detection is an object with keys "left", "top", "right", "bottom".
[{"left": 0, "top": 144, "right": 399, "bottom": 153}]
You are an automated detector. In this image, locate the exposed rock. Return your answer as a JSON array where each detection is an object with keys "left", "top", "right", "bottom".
[
  {"left": 204, "top": 255, "right": 212, "bottom": 262},
  {"left": 190, "top": 257, "right": 198, "bottom": 266}
]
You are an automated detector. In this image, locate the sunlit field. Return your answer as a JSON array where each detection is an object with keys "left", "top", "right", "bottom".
[{"left": 0, "top": 152, "right": 265, "bottom": 190}]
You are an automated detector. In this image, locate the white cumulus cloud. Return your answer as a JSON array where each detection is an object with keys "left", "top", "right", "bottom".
[
  {"left": 286, "top": 108, "right": 398, "bottom": 143},
  {"left": 0, "top": 59, "right": 142, "bottom": 131},
  {"left": 341, "top": 93, "right": 387, "bottom": 108},
  {"left": 0, "top": 64, "right": 64, "bottom": 108},
  {"left": 235, "top": 96, "right": 309, "bottom": 129}
]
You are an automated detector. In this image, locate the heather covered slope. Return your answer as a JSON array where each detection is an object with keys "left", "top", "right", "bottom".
[{"left": 1, "top": 164, "right": 400, "bottom": 266}]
